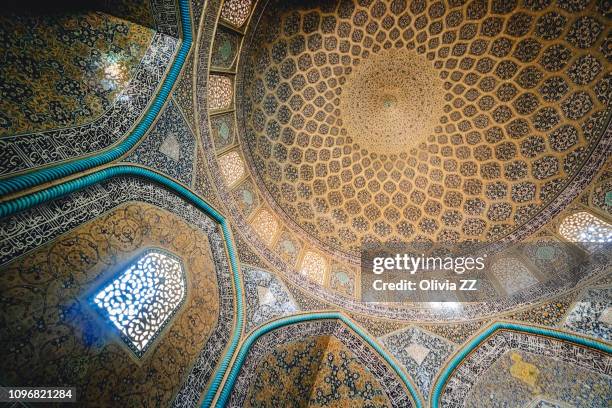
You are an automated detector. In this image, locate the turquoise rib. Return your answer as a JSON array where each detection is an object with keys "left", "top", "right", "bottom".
[
  {"left": 214, "top": 312, "right": 424, "bottom": 408},
  {"left": 0, "top": 0, "right": 192, "bottom": 197},
  {"left": 0, "top": 165, "right": 243, "bottom": 408},
  {"left": 430, "top": 321, "right": 612, "bottom": 407}
]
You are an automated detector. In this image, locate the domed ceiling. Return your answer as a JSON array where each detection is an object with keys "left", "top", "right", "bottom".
[{"left": 237, "top": 0, "right": 611, "bottom": 257}]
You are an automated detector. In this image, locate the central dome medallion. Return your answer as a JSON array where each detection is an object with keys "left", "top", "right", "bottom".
[
  {"left": 238, "top": 0, "right": 607, "bottom": 258},
  {"left": 341, "top": 49, "right": 445, "bottom": 153}
]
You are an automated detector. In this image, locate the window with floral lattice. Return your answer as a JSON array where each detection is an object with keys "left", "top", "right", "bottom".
[
  {"left": 93, "top": 250, "right": 186, "bottom": 357},
  {"left": 220, "top": 0, "right": 253, "bottom": 28},
  {"left": 300, "top": 251, "right": 327, "bottom": 285},
  {"left": 558, "top": 211, "right": 612, "bottom": 243},
  {"left": 218, "top": 150, "right": 245, "bottom": 187},
  {"left": 251, "top": 209, "right": 278, "bottom": 246},
  {"left": 208, "top": 75, "right": 233, "bottom": 110}
]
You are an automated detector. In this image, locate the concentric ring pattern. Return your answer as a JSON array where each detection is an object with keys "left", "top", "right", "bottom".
[{"left": 238, "top": 0, "right": 611, "bottom": 256}]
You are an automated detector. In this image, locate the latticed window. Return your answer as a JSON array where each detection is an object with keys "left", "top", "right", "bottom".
[
  {"left": 251, "top": 208, "right": 278, "bottom": 246},
  {"left": 300, "top": 251, "right": 327, "bottom": 285},
  {"left": 208, "top": 74, "right": 233, "bottom": 110},
  {"left": 218, "top": 150, "right": 245, "bottom": 187},
  {"left": 558, "top": 211, "right": 612, "bottom": 243},
  {"left": 220, "top": 0, "right": 252, "bottom": 27},
  {"left": 93, "top": 249, "right": 186, "bottom": 357}
]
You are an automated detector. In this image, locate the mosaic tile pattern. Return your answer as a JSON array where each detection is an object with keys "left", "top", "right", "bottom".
[
  {"left": 125, "top": 100, "right": 196, "bottom": 185},
  {"left": 248, "top": 335, "right": 393, "bottom": 407},
  {"left": 243, "top": 265, "right": 298, "bottom": 331},
  {"left": 329, "top": 263, "right": 356, "bottom": 297},
  {"left": 491, "top": 257, "right": 538, "bottom": 295},
  {"left": 347, "top": 313, "right": 410, "bottom": 338},
  {"left": 100, "top": 0, "right": 156, "bottom": 30},
  {"left": 284, "top": 281, "right": 333, "bottom": 312},
  {"left": 419, "top": 321, "right": 487, "bottom": 345},
  {"left": 199, "top": 0, "right": 612, "bottom": 321},
  {"left": 194, "top": 145, "right": 222, "bottom": 207},
  {"left": 191, "top": 0, "right": 225, "bottom": 204},
  {"left": 228, "top": 319, "right": 414, "bottom": 407},
  {"left": 466, "top": 349, "right": 611, "bottom": 407},
  {"left": 380, "top": 326, "right": 455, "bottom": 399},
  {"left": 208, "top": 74, "right": 233, "bottom": 110},
  {"left": 218, "top": 150, "right": 246, "bottom": 187},
  {"left": 189, "top": 0, "right": 207, "bottom": 33},
  {"left": 148, "top": 0, "right": 181, "bottom": 37},
  {"left": 563, "top": 286, "right": 612, "bottom": 341},
  {"left": 439, "top": 329, "right": 611, "bottom": 407},
  {"left": 211, "top": 112, "right": 236, "bottom": 151},
  {"left": 300, "top": 251, "right": 327, "bottom": 285},
  {"left": 173, "top": 52, "right": 197, "bottom": 133},
  {"left": 504, "top": 292, "right": 575, "bottom": 328},
  {"left": 273, "top": 229, "right": 303, "bottom": 266},
  {"left": 244, "top": 334, "right": 329, "bottom": 407},
  {"left": 220, "top": 0, "right": 253, "bottom": 28},
  {"left": 589, "top": 158, "right": 612, "bottom": 216},
  {"left": 525, "top": 397, "right": 573, "bottom": 408},
  {"left": 232, "top": 178, "right": 260, "bottom": 218},
  {"left": 233, "top": 227, "right": 270, "bottom": 271},
  {"left": 250, "top": 208, "right": 278, "bottom": 245}
]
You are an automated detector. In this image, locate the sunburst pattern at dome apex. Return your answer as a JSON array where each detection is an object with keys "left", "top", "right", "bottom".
[
  {"left": 238, "top": 0, "right": 611, "bottom": 256},
  {"left": 341, "top": 48, "right": 446, "bottom": 153}
]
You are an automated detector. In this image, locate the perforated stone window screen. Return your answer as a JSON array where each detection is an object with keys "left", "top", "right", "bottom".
[
  {"left": 218, "top": 150, "right": 246, "bottom": 187},
  {"left": 93, "top": 249, "right": 187, "bottom": 357},
  {"left": 208, "top": 74, "right": 233, "bottom": 110},
  {"left": 300, "top": 251, "right": 327, "bottom": 285},
  {"left": 558, "top": 211, "right": 612, "bottom": 243},
  {"left": 220, "top": 0, "right": 252, "bottom": 28},
  {"left": 251, "top": 208, "right": 278, "bottom": 246}
]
